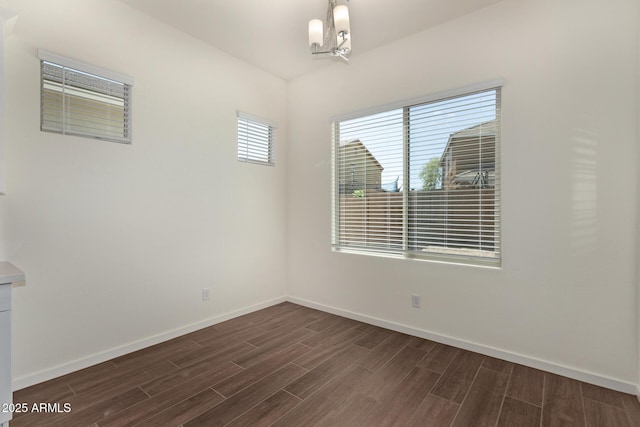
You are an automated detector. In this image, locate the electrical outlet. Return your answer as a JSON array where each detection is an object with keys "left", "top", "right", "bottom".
[
  {"left": 411, "top": 294, "right": 421, "bottom": 309},
  {"left": 202, "top": 288, "right": 210, "bottom": 301}
]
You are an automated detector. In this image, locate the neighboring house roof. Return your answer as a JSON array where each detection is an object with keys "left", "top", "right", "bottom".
[
  {"left": 339, "top": 139, "right": 384, "bottom": 171},
  {"left": 449, "top": 119, "right": 497, "bottom": 140}
]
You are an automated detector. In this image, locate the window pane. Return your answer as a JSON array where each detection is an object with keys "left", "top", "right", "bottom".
[
  {"left": 41, "top": 61, "right": 131, "bottom": 143},
  {"left": 336, "top": 110, "right": 403, "bottom": 250},
  {"left": 408, "top": 90, "right": 498, "bottom": 259},
  {"left": 237, "top": 115, "right": 274, "bottom": 166}
]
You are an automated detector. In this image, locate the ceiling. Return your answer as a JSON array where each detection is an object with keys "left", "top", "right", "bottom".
[{"left": 118, "top": 0, "right": 503, "bottom": 81}]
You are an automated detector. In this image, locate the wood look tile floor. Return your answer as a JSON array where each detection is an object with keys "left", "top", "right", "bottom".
[{"left": 10, "top": 302, "right": 640, "bottom": 427}]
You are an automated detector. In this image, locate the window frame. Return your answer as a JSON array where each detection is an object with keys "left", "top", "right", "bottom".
[
  {"left": 38, "top": 49, "right": 134, "bottom": 144},
  {"left": 331, "top": 80, "right": 503, "bottom": 268},
  {"left": 237, "top": 111, "right": 276, "bottom": 166}
]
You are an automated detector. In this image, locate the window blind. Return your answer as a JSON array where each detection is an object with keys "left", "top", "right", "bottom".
[
  {"left": 40, "top": 53, "right": 132, "bottom": 144},
  {"left": 237, "top": 112, "right": 275, "bottom": 166},
  {"left": 332, "top": 85, "right": 501, "bottom": 266}
]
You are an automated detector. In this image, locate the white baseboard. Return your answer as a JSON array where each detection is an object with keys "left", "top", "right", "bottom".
[
  {"left": 287, "top": 296, "right": 639, "bottom": 395},
  {"left": 12, "top": 296, "right": 287, "bottom": 391}
]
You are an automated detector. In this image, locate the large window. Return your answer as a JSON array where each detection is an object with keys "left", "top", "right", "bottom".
[
  {"left": 39, "top": 50, "right": 133, "bottom": 144},
  {"left": 332, "top": 83, "right": 502, "bottom": 266},
  {"left": 237, "top": 111, "right": 275, "bottom": 166}
]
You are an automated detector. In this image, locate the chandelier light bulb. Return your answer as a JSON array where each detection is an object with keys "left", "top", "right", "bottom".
[
  {"left": 308, "top": 19, "right": 324, "bottom": 47},
  {"left": 333, "top": 5, "right": 350, "bottom": 36}
]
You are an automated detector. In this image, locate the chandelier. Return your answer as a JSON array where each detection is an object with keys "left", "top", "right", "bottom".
[{"left": 308, "top": 0, "right": 351, "bottom": 62}]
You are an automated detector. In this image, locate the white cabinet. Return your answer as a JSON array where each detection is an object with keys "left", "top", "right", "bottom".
[
  {"left": 0, "top": 263, "right": 24, "bottom": 427},
  {"left": 0, "top": 307, "right": 10, "bottom": 427}
]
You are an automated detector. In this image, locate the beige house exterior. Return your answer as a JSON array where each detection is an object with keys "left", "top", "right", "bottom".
[
  {"left": 338, "top": 139, "right": 383, "bottom": 193},
  {"left": 440, "top": 120, "right": 496, "bottom": 189}
]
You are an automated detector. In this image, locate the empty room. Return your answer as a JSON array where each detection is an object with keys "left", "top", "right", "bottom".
[{"left": 0, "top": 0, "right": 638, "bottom": 426}]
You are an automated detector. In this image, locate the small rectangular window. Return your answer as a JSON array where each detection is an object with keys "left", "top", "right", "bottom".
[
  {"left": 39, "top": 50, "right": 134, "bottom": 144},
  {"left": 237, "top": 111, "right": 275, "bottom": 166}
]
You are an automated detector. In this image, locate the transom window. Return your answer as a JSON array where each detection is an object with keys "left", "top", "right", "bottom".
[
  {"left": 237, "top": 111, "right": 275, "bottom": 166},
  {"left": 332, "top": 83, "right": 502, "bottom": 267}
]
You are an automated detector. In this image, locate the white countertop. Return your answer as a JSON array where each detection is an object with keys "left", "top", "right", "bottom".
[{"left": 0, "top": 261, "right": 24, "bottom": 285}]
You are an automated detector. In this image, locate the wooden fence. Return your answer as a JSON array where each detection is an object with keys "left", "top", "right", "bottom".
[{"left": 338, "top": 189, "right": 497, "bottom": 252}]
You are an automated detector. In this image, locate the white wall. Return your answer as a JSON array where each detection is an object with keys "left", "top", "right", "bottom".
[
  {"left": 637, "top": 2, "right": 640, "bottom": 395},
  {"left": 288, "top": 0, "right": 639, "bottom": 389},
  {"left": 0, "top": 0, "right": 288, "bottom": 386}
]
